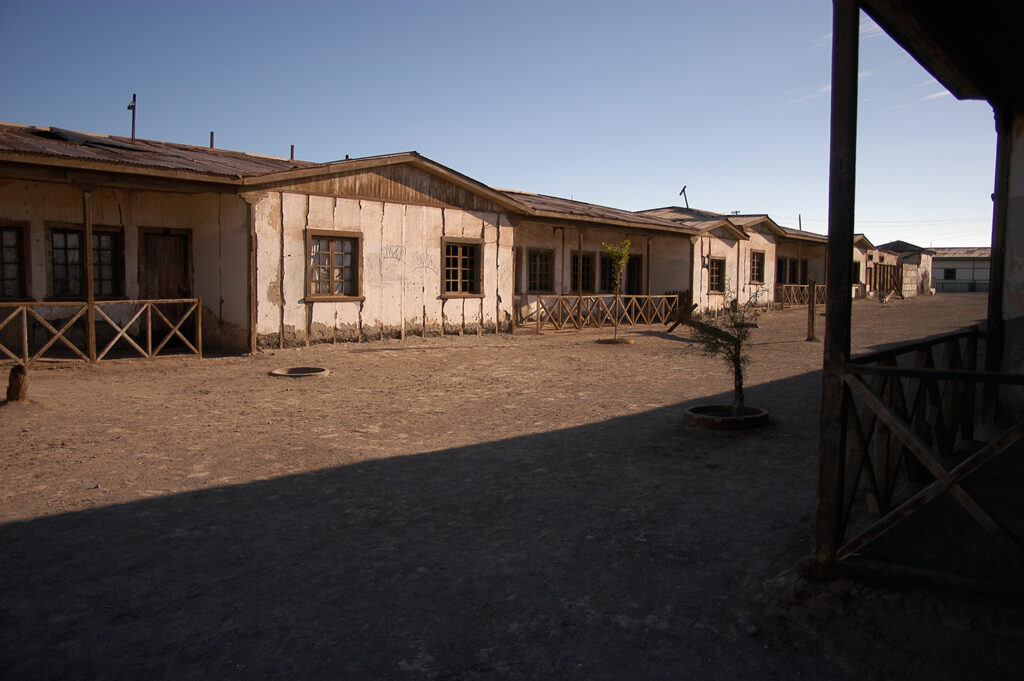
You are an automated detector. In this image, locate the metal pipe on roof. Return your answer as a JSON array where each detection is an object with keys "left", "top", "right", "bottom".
[
  {"left": 127, "top": 93, "right": 136, "bottom": 142},
  {"left": 210, "top": 131, "right": 214, "bottom": 149}
]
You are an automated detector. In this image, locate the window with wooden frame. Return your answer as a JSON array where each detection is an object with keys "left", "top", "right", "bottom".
[
  {"left": 1, "top": 224, "right": 28, "bottom": 299},
  {"left": 306, "top": 230, "right": 361, "bottom": 300},
  {"left": 570, "top": 251, "right": 594, "bottom": 293},
  {"left": 48, "top": 225, "right": 124, "bottom": 299},
  {"left": 442, "top": 238, "right": 482, "bottom": 296},
  {"left": 750, "top": 251, "right": 765, "bottom": 284},
  {"left": 708, "top": 257, "right": 726, "bottom": 293},
  {"left": 943, "top": 268, "right": 956, "bottom": 280},
  {"left": 527, "top": 249, "right": 554, "bottom": 293}
]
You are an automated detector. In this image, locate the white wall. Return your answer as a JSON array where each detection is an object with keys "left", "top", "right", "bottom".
[{"left": 253, "top": 192, "right": 514, "bottom": 345}]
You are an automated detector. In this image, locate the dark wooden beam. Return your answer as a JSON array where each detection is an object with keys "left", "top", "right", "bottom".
[
  {"left": 814, "top": 0, "right": 859, "bottom": 563},
  {"left": 985, "top": 106, "right": 1011, "bottom": 406}
]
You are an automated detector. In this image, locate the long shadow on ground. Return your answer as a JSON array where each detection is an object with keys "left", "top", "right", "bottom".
[
  {"left": 2, "top": 366, "right": 1021, "bottom": 680},
  {"left": 2, "top": 373, "right": 826, "bottom": 681}
]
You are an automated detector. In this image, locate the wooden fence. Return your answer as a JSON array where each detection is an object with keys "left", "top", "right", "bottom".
[
  {"left": 516, "top": 294, "right": 680, "bottom": 332},
  {"left": 0, "top": 298, "right": 203, "bottom": 366},
  {"left": 817, "top": 326, "right": 1024, "bottom": 588},
  {"left": 775, "top": 283, "right": 827, "bottom": 307}
]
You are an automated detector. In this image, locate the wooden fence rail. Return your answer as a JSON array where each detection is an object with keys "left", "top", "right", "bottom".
[
  {"left": 516, "top": 294, "right": 680, "bottom": 332},
  {"left": 0, "top": 298, "right": 202, "bottom": 366},
  {"left": 824, "top": 326, "right": 1024, "bottom": 583},
  {"left": 775, "top": 283, "right": 827, "bottom": 307}
]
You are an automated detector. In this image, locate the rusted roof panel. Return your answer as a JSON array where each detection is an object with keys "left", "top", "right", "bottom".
[
  {"left": 778, "top": 225, "right": 829, "bottom": 243},
  {"left": 0, "top": 122, "right": 316, "bottom": 179},
  {"left": 500, "top": 190, "right": 696, "bottom": 233},
  {"left": 930, "top": 247, "right": 991, "bottom": 259}
]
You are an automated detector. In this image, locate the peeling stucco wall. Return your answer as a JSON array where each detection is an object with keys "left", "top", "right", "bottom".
[{"left": 253, "top": 191, "right": 513, "bottom": 346}]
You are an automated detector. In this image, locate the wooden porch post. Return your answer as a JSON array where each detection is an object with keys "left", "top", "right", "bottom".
[
  {"left": 814, "top": 0, "right": 859, "bottom": 564},
  {"left": 645, "top": 235, "right": 652, "bottom": 295},
  {"left": 82, "top": 189, "right": 96, "bottom": 362},
  {"left": 985, "top": 106, "right": 1011, "bottom": 387},
  {"left": 578, "top": 228, "right": 584, "bottom": 297}
]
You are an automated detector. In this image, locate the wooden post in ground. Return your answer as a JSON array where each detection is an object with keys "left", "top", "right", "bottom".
[
  {"left": 6, "top": 365, "right": 27, "bottom": 401},
  {"left": 807, "top": 279, "right": 818, "bottom": 341},
  {"left": 814, "top": 0, "right": 858, "bottom": 565}
]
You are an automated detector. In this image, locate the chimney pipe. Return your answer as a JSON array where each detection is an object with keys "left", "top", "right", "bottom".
[
  {"left": 290, "top": 145, "right": 295, "bottom": 161},
  {"left": 209, "top": 131, "right": 214, "bottom": 149}
]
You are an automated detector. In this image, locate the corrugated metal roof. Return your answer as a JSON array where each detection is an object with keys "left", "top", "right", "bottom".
[
  {"left": 500, "top": 190, "right": 696, "bottom": 233},
  {"left": 638, "top": 206, "right": 726, "bottom": 222},
  {"left": 778, "top": 225, "right": 829, "bottom": 243},
  {"left": 930, "top": 247, "right": 991, "bottom": 259},
  {"left": 0, "top": 122, "right": 316, "bottom": 179}
]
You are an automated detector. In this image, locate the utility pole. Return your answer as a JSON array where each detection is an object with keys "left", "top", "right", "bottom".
[{"left": 127, "top": 93, "right": 136, "bottom": 141}]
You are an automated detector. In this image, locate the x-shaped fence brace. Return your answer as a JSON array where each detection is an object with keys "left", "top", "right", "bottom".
[
  {"left": 0, "top": 299, "right": 201, "bottom": 366},
  {"left": 531, "top": 295, "right": 680, "bottom": 331},
  {"left": 838, "top": 371, "right": 1024, "bottom": 568}
]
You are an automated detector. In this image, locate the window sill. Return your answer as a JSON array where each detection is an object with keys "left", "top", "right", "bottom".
[
  {"left": 304, "top": 295, "right": 365, "bottom": 303},
  {"left": 441, "top": 292, "right": 485, "bottom": 299}
]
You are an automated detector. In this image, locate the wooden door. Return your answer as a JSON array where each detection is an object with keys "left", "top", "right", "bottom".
[{"left": 143, "top": 232, "right": 193, "bottom": 340}]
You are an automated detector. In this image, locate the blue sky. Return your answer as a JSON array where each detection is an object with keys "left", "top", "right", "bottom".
[{"left": 0, "top": 0, "right": 996, "bottom": 247}]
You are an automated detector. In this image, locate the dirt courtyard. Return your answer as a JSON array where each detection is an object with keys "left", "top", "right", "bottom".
[{"left": 2, "top": 292, "right": 1021, "bottom": 679}]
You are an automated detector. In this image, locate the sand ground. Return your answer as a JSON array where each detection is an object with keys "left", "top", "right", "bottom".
[{"left": 2, "top": 292, "right": 1021, "bottom": 680}]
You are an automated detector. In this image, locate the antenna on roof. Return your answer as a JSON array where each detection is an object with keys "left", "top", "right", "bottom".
[
  {"left": 126, "top": 93, "right": 136, "bottom": 142},
  {"left": 731, "top": 210, "right": 740, "bottom": 215},
  {"left": 678, "top": 185, "right": 689, "bottom": 209}
]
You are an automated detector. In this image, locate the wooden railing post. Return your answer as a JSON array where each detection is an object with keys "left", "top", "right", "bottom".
[
  {"left": 21, "top": 307, "right": 29, "bottom": 367},
  {"left": 146, "top": 303, "right": 153, "bottom": 358},
  {"left": 196, "top": 297, "right": 203, "bottom": 359},
  {"left": 807, "top": 279, "right": 818, "bottom": 341}
]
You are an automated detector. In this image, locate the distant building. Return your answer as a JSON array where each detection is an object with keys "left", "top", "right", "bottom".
[
  {"left": 930, "top": 247, "right": 991, "bottom": 292},
  {"left": 876, "top": 240, "right": 935, "bottom": 297}
]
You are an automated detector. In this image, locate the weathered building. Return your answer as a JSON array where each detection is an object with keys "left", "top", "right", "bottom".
[
  {"left": 877, "top": 239, "right": 935, "bottom": 297},
  {"left": 0, "top": 123, "right": 528, "bottom": 354},
  {"left": 930, "top": 246, "right": 991, "bottom": 293}
]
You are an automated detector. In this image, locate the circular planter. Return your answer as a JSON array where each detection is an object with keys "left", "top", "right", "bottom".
[
  {"left": 269, "top": 366, "right": 330, "bottom": 378},
  {"left": 684, "top": 405, "right": 769, "bottom": 430}
]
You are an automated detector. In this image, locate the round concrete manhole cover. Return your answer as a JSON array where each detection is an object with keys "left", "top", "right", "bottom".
[{"left": 268, "top": 366, "right": 330, "bottom": 378}]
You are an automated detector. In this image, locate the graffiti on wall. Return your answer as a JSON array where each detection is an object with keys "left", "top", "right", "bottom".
[{"left": 380, "top": 243, "right": 439, "bottom": 278}]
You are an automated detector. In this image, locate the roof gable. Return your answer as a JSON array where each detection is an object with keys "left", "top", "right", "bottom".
[{"left": 250, "top": 157, "right": 519, "bottom": 213}]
